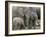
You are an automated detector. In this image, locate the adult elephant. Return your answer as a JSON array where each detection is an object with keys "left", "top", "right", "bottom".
[
  {"left": 24, "top": 7, "right": 38, "bottom": 29},
  {"left": 12, "top": 7, "right": 25, "bottom": 30}
]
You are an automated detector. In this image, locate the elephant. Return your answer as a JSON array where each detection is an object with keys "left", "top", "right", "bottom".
[
  {"left": 23, "top": 7, "right": 38, "bottom": 29},
  {"left": 12, "top": 17, "right": 25, "bottom": 30}
]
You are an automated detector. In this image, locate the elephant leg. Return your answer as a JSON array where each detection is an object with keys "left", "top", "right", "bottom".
[
  {"left": 25, "top": 15, "right": 30, "bottom": 29},
  {"left": 29, "top": 19, "right": 33, "bottom": 29},
  {"left": 32, "top": 15, "right": 38, "bottom": 29}
]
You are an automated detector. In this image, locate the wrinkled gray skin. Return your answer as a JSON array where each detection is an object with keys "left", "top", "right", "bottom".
[{"left": 12, "top": 7, "right": 38, "bottom": 29}]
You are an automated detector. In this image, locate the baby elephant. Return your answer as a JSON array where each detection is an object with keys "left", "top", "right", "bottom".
[{"left": 12, "top": 17, "right": 25, "bottom": 30}]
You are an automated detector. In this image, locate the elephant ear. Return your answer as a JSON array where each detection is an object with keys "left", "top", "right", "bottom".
[
  {"left": 17, "top": 7, "right": 24, "bottom": 16},
  {"left": 30, "top": 11, "right": 37, "bottom": 20}
]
